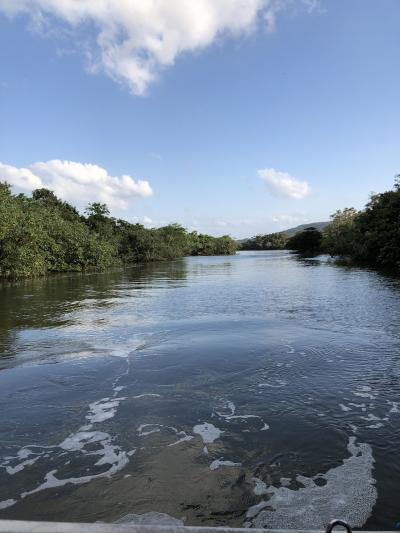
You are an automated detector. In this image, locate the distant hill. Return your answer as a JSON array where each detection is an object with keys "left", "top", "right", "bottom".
[
  {"left": 237, "top": 221, "right": 329, "bottom": 243},
  {"left": 280, "top": 221, "right": 329, "bottom": 237}
]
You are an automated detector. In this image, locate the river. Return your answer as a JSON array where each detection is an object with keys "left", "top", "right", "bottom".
[{"left": 0, "top": 251, "right": 400, "bottom": 529}]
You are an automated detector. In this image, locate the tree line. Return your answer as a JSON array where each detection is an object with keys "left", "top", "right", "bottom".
[
  {"left": 0, "top": 183, "right": 237, "bottom": 280},
  {"left": 1, "top": 178, "right": 399, "bottom": 280},
  {"left": 240, "top": 178, "right": 400, "bottom": 275}
]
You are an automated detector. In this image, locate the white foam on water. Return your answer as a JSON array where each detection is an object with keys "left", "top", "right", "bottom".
[
  {"left": 20, "top": 430, "right": 129, "bottom": 499},
  {"left": 226, "top": 400, "right": 236, "bottom": 414},
  {"left": 1, "top": 387, "right": 131, "bottom": 506},
  {"left": 247, "top": 437, "right": 377, "bottom": 529},
  {"left": 226, "top": 415, "right": 262, "bottom": 420},
  {"left": 60, "top": 431, "right": 109, "bottom": 451},
  {"left": 193, "top": 422, "right": 222, "bottom": 444},
  {"left": 339, "top": 404, "right": 352, "bottom": 412},
  {"left": 388, "top": 401, "right": 399, "bottom": 413},
  {"left": 21, "top": 452, "right": 128, "bottom": 499},
  {"left": 1, "top": 447, "right": 53, "bottom": 477},
  {"left": 137, "top": 424, "right": 162, "bottom": 437},
  {"left": 209, "top": 458, "right": 241, "bottom": 471},
  {"left": 168, "top": 433, "right": 193, "bottom": 447},
  {"left": 253, "top": 477, "right": 268, "bottom": 495},
  {"left": 215, "top": 400, "right": 269, "bottom": 431},
  {"left": 0, "top": 499, "right": 16, "bottom": 510},
  {"left": 17, "top": 449, "right": 32, "bottom": 460},
  {"left": 366, "top": 423, "right": 383, "bottom": 429},
  {"left": 5, "top": 456, "right": 39, "bottom": 475},
  {"left": 214, "top": 400, "right": 235, "bottom": 418},
  {"left": 86, "top": 397, "right": 126, "bottom": 424},
  {"left": 137, "top": 424, "right": 192, "bottom": 447},
  {"left": 133, "top": 393, "right": 161, "bottom": 399}
]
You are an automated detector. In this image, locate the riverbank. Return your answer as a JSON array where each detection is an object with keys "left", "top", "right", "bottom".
[
  {"left": 238, "top": 179, "right": 400, "bottom": 277},
  {"left": 0, "top": 183, "right": 237, "bottom": 281}
]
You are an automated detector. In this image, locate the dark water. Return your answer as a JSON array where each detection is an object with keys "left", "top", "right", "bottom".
[{"left": 1, "top": 251, "right": 400, "bottom": 529}]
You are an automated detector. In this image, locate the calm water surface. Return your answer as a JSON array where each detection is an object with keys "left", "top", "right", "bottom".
[{"left": 0, "top": 251, "right": 400, "bottom": 528}]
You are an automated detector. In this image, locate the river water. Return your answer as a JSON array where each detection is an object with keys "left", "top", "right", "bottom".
[{"left": 0, "top": 251, "right": 400, "bottom": 529}]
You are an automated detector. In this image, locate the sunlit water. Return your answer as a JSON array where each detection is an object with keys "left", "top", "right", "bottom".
[{"left": 1, "top": 251, "right": 400, "bottom": 528}]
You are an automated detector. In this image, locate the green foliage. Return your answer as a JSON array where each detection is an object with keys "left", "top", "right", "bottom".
[
  {"left": 322, "top": 208, "right": 358, "bottom": 256},
  {"left": 85, "top": 202, "right": 110, "bottom": 218},
  {"left": 350, "top": 185, "right": 400, "bottom": 272},
  {"left": 321, "top": 178, "right": 400, "bottom": 274},
  {"left": 0, "top": 184, "right": 237, "bottom": 280},
  {"left": 240, "top": 232, "right": 288, "bottom": 250},
  {"left": 0, "top": 188, "right": 118, "bottom": 279},
  {"left": 116, "top": 223, "right": 237, "bottom": 263},
  {"left": 287, "top": 227, "right": 323, "bottom": 255},
  {"left": 32, "top": 188, "right": 81, "bottom": 221},
  {"left": 191, "top": 233, "right": 238, "bottom": 256}
]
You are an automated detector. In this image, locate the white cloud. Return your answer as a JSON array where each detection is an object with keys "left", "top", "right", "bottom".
[
  {"left": 0, "top": 162, "right": 43, "bottom": 190},
  {"left": 0, "top": 0, "right": 317, "bottom": 95},
  {"left": 142, "top": 216, "right": 153, "bottom": 226},
  {"left": 271, "top": 213, "right": 308, "bottom": 224},
  {"left": 0, "top": 159, "right": 153, "bottom": 209},
  {"left": 258, "top": 168, "right": 310, "bottom": 199}
]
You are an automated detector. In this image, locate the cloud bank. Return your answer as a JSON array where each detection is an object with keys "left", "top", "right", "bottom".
[
  {"left": 0, "top": 160, "right": 153, "bottom": 209},
  {"left": 0, "top": 0, "right": 316, "bottom": 95},
  {"left": 258, "top": 168, "right": 310, "bottom": 199}
]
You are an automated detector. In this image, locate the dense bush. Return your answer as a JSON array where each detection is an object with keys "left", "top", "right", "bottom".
[
  {"left": 0, "top": 183, "right": 238, "bottom": 280},
  {"left": 240, "top": 232, "right": 288, "bottom": 250},
  {"left": 288, "top": 178, "right": 400, "bottom": 275},
  {"left": 350, "top": 181, "right": 400, "bottom": 272},
  {"left": 287, "top": 227, "right": 323, "bottom": 255},
  {"left": 322, "top": 208, "right": 358, "bottom": 257}
]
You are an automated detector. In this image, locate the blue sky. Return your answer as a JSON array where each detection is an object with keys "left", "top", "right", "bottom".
[{"left": 0, "top": 0, "right": 399, "bottom": 238}]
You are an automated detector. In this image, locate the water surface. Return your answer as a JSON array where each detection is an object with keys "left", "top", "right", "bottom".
[{"left": 1, "top": 251, "right": 400, "bottom": 528}]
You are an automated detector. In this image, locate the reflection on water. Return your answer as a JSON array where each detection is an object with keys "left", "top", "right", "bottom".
[{"left": 0, "top": 251, "right": 400, "bottom": 528}]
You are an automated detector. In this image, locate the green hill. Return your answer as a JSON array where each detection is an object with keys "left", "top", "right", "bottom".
[
  {"left": 280, "top": 221, "right": 329, "bottom": 237},
  {"left": 237, "top": 222, "right": 329, "bottom": 244}
]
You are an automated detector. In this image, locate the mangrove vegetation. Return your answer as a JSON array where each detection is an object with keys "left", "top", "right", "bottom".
[
  {"left": 0, "top": 183, "right": 237, "bottom": 280},
  {"left": 1, "top": 178, "right": 399, "bottom": 280},
  {"left": 241, "top": 178, "right": 400, "bottom": 275}
]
